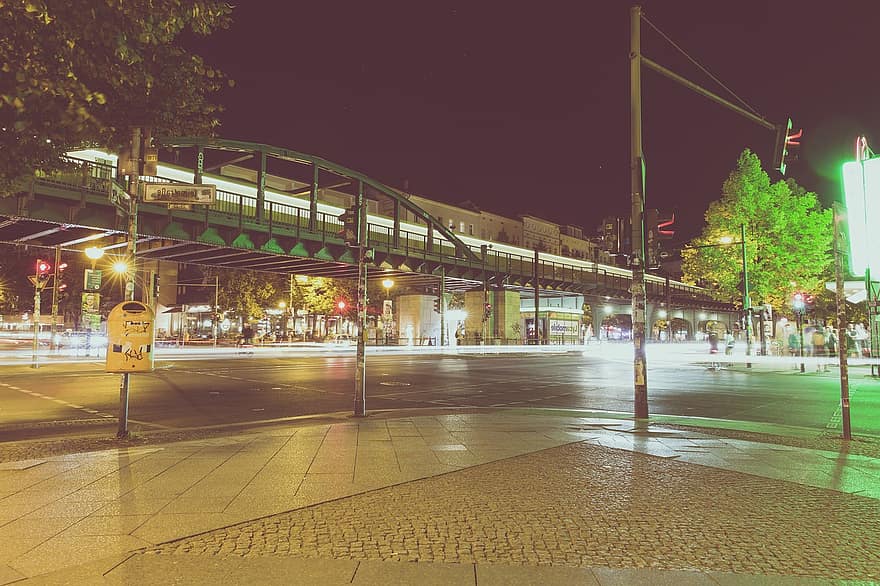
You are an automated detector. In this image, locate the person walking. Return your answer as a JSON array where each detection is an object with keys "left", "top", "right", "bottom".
[
  {"left": 724, "top": 330, "right": 735, "bottom": 355},
  {"left": 811, "top": 325, "right": 825, "bottom": 372},
  {"left": 824, "top": 326, "right": 837, "bottom": 372}
]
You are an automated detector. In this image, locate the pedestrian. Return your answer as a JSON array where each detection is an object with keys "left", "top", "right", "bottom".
[
  {"left": 811, "top": 325, "right": 825, "bottom": 371},
  {"left": 787, "top": 328, "right": 801, "bottom": 368},
  {"left": 846, "top": 325, "right": 858, "bottom": 358},
  {"left": 824, "top": 326, "right": 837, "bottom": 372},
  {"left": 708, "top": 329, "right": 719, "bottom": 354},
  {"left": 724, "top": 330, "right": 735, "bottom": 355},
  {"left": 242, "top": 323, "right": 254, "bottom": 346}
]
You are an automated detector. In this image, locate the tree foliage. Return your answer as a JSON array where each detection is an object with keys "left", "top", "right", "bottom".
[
  {"left": 0, "top": 0, "right": 232, "bottom": 189},
  {"left": 681, "top": 149, "right": 832, "bottom": 309},
  {"left": 204, "top": 268, "right": 282, "bottom": 323}
]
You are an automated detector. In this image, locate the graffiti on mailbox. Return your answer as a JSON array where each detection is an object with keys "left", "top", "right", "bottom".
[{"left": 112, "top": 321, "right": 151, "bottom": 362}]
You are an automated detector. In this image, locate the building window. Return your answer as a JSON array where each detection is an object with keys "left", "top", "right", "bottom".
[
  {"left": 459, "top": 221, "right": 465, "bottom": 233},
  {"left": 468, "top": 224, "right": 474, "bottom": 235}
]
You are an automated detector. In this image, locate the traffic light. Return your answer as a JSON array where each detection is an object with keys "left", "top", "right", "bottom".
[
  {"left": 433, "top": 297, "right": 441, "bottom": 313},
  {"left": 772, "top": 118, "right": 803, "bottom": 175},
  {"left": 601, "top": 217, "right": 618, "bottom": 253},
  {"left": 56, "top": 262, "right": 68, "bottom": 294},
  {"left": 337, "top": 206, "right": 358, "bottom": 245},
  {"left": 36, "top": 259, "right": 51, "bottom": 285},
  {"left": 644, "top": 209, "right": 675, "bottom": 268}
]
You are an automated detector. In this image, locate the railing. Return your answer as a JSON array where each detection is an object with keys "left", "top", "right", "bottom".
[{"left": 41, "top": 157, "right": 716, "bottom": 302}]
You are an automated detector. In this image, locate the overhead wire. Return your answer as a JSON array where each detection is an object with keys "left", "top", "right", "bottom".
[{"left": 641, "top": 13, "right": 765, "bottom": 120}]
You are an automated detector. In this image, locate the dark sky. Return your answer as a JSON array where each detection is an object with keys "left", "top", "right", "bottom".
[{"left": 190, "top": 1, "right": 880, "bottom": 240}]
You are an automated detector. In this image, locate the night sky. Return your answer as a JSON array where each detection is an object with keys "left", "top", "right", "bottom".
[{"left": 189, "top": 1, "right": 880, "bottom": 241}]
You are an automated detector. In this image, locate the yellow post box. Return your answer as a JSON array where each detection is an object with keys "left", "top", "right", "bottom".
[{"left": 105, "top": 301, "right": 155, "bottom": 373}]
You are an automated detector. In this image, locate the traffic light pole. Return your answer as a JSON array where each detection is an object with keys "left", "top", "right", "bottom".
[
  {"left": 439, "top": 266, "right": 446, "bottom": 346},
  {"left": 118, "top": 127, "right": 141, "bottom": 439},
  {"left": 353, "top": 181, "right": 367, "bottom": 417},
  {"left": 50, "top": 245, "right": 61, "bottom": 351},
  {"left": 31, "top": 267, "right": 42, "bottom": 369},
  {"left": 630, "top": 6, "right": 648, "bottom": 419},
  {"left": 741, "top": 224, "right": 752, "bottom": 368}
]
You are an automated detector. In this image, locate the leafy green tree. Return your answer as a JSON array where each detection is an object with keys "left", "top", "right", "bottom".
[
  {"left": 0, "top": 0, "right": 232, "bottom": 190},
  {"left": 682, "top": 149, "right": 832, "bottom": 309},
  {"left": 205, "top": 268, "right": 281, "bottom": 323}
]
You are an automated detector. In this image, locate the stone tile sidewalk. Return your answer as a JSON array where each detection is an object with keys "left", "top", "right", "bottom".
[{"left": 1, "top": 411, "right": 878, "bottom": 584}]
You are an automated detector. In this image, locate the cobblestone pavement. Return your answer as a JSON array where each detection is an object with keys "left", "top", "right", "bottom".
[{"left": 151, "top": 440, "right": 880, "bottom": 582}]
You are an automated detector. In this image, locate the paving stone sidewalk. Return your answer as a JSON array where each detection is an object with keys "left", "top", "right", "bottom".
[
  {"left": 2, "top": 411, "right": 879, "bottom": 584},
  {"left": 152, "top": 438, "right": 880, "bottom": 582}
]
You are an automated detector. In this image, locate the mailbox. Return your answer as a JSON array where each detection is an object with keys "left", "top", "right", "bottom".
[{"left": 106, "top": 301, "right": 155, "bottom": 373}]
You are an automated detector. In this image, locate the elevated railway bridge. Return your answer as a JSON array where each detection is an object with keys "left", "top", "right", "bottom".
[{"left": 0, "top": 138, "right": 735, "bottom": 339}]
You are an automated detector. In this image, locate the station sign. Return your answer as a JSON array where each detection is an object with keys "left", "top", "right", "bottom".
[{"left": 143, "top": 183, "right": 216, "bottom": 205}]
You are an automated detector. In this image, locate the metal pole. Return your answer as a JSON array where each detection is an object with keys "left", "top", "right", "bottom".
[
  {"left": 833, "top": 202, "right": 851, "bottom": 440},
  {"left": 533, "top": 249, "right": 540, "bottom": 344},
  {"left": 31, "top": 269, "right": 41, "bottom": 369},
  {"left": 868, "top": 267, "right": 878, "bottom": 377},
  {"left": 50, "top": 245, "right": 61, "bottom": 350},
  {"left": 741, "top": 223, "right": 752, "bottom": 368},
  {"left": 630, "top": 5, "right": 648, "bottom": 418},
  {"left": 665, "top": 275, "right": 672, "bottom": 342},
  {"left": 353, "top": 181, "right": 367, "bottom": 416},
  {"left": 439, "top": 266, "right": 446, "bottom": 346},
  {"left": 798, "top": 312, "right": 805, "bottom": 373},
  {"left": 213, "top": 275, "right": 219, "bottom": 349},
  {"left": 118, "top": 126, "right": 140, "bottom": 439},
  {"left": 482, "top": 244, "right": 488, "bottom": 345}
]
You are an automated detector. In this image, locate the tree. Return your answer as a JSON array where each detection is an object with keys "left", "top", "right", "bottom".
[
  {"left": 0, "top": 1, "right": 233, "bottom": 190},
  {"left": 682, "top": 149, "right": 832, "bottom": 309},
  {"left": 203, "top": 268, "right": 282, "bottom": 323}
]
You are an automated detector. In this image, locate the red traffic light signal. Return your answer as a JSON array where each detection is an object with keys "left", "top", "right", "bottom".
[
  {"left": 337, "top": 300, "right": 347, "bottom": 312},
  {"left": 36, "top": 259, "right": 51, "bottom": 275}
]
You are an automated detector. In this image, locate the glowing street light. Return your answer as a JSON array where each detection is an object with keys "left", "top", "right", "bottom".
[
  {"left": 112, "top": 260, "right": 129, "bottom": 274},
  {"left": 84, "top": 247, "right": 104, "bottom": 260}
]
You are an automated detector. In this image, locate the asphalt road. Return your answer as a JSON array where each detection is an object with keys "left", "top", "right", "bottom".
[{"left": 1, "top": 346, "right": 879, "bottom": 441}]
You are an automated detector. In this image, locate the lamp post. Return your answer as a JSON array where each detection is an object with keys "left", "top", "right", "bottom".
[
  {"left": 687, "top": 223, "right": 751, "bottom": 366},
  {"left": 382, "top": 278, "right": 394, "bottom": 345}
]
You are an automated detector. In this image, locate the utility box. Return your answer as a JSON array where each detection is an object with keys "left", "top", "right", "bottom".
[{"left": 105, "top": 301, "right": 155, "bottom": 373}]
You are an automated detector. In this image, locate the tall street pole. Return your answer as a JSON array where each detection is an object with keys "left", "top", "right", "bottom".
[
  {"left": 741, "top": 223, "right": 752, "bottom": 367},
  {"left": 833, "top": 202, "right": 851, "bottom": 440},
  {"left": 50, "top": 245, "right": 61, "bottom": 350},
  {"left": 630, "top": 5, "right": 648, "bottom": 418},
  {"left": 353, "top": 180, "right": 367, "bottom": 417},
  {"left": 118, "top": 126, "right": 140, "bottom": 439},
  {"left": 31, "top": 266, "right": 42, "bottom": 369}
]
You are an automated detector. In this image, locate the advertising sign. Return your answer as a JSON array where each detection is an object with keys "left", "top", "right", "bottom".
[
  {"left": 105, "top": 301, "right": 155, "bottom": 373},
  {"left": 84, "top": 269, "right": 102, "bottom": 291},
  {"left": 82, "top": 292, "right": 101, "bottom": 313}
]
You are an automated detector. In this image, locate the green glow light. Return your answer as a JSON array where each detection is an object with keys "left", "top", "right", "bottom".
[{"left": 842, "top": 158, "right": 880, "bottom": 276}]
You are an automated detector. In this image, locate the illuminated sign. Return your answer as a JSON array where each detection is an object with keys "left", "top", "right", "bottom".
[{"left": 842, "top": 158, "right": 880, "bottom": 277}]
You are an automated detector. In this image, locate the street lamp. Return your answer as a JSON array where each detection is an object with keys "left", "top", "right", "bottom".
[
  {"left": 685, "top": 223, "right": 752, "bottom": 365},
  {"left": 84, "top": 246, "right": 104, "bottom": 262},
  {"left": 381, "top": 278, "right": 394, "bottom": 344}
]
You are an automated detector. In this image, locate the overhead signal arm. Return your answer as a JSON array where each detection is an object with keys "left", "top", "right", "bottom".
[{"left": 640, "top": 57, "right": 800, "bottom": 175}]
